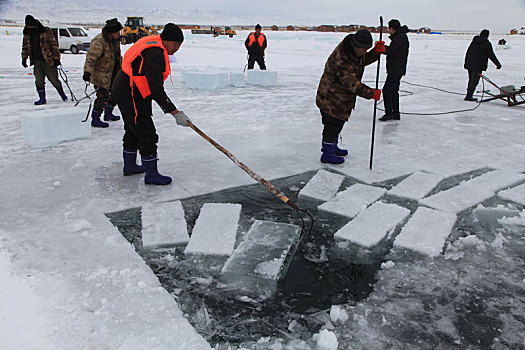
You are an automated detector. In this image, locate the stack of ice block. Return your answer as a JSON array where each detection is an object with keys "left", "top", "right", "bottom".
[
  {"left": 184, "top": 203, "right": 242, "bottom": 256},
  {"left": 141, "top": 201, "right": 189, "bottom": 249},
  {"left": 229, "top": 72, "right": 245, "bottom": 87},
  {"left": 246, "top": 70, "right": 278, "bottom": 86},
  {"left": 298, "top": 169, "right": 345, "bottom": 203},
  {"left": 21, "top": 107, "right": 91, "bottom": 147},
  {"left": 181, "top": 71, "right": 229, "bottom": 90},
  {"left": 220, "top": 220, "right": 301, "bottom": 298}
]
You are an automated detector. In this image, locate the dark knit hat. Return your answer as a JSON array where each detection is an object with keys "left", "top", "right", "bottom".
[
  {"left": 105, "top": 18, "right": 123, "bottom": 33},
  {"left": 388, "top": 19, "right": 401, "bottom": 30},
  {"left": 255, "top": 24, "right": 261, "bottom": 30},
  {"left": 480, "top": 29, "right": 490, "bottom": 38},
  {"left": 160, "top": 23, "right": 184, "bottom": 42},
  {"left": 352, "top": 29, "right": 373, "bottom": 48},
  {"left": 25, "top": 15, "right": 37, "bottom": 27}
]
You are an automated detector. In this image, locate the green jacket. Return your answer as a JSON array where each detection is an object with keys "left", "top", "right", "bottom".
[
  {"left": 83, "top": 32, "right": 122, "bottom": 90},
  {"left": 316, "top": 34, "right": 378, "bottom": 121}
]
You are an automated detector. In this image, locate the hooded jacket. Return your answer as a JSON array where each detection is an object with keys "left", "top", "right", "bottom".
[
  {"left": 316, "top": 34, "right": 378, "bottom": 121},
  {"left": 385, "top": 25, "right": 409, "bottom": 76},
  {"left": 464, "top": 35, "right": 501, "bottom": 71},
  {"left": 21, "top": 20, "right": 60, "bottom": 67}
]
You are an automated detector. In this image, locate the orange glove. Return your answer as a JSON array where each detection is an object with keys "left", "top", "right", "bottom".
[
  {"left": 372, "top": 89, "right": 381, "bottom": 101},
  {"left": 374, "top": 40, "right": 385, "bottom": 54}
]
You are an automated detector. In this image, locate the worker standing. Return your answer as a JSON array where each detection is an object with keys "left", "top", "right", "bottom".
[
  {"left": 83, "top": 18, "right": 123, "bottom": 128},
  {"left": 464, "top": 29, "right": 502, "bottom": 102},
  {"left": 245, "top": 24, "right": 267, "bottom": 70},
  {"left": 379, "top": 19, "right": 409, "bottom": 122},
  {"left": 316, "top": 29, "right": 384, "bottom": 164},
  {"left": 112, "top": 23, "right": 191, "bottom": 185},
  {"left": 21, "top": 15, "right": 68, "bottom": 105}
]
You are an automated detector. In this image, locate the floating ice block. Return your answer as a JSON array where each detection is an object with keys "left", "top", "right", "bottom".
[
  {"left": 393, "top": 207, "right": 457, "bottom": 257},
  {"left": 141, "top": 201, "right": 189, "bottom": 248},
  {"left": 181, "top": 71, "right": 228, "bottom": 90},
  {"left": 334, "top": 202, "right": 410, "bottom": 248},
  {"left": 318, "top": 183, "right": 386, "bottom": 218},
  {"left": 387, "top": 171, "right": 444, "bottom": 200},
  {"left": 420, "top": 170, "right": 525, "bottom": 213},
  {"left": 298, "top": 169, "right": 345, "bottom": 202},
  {"left": 246, "top": 70, "right": 278, "bottom": 86},
  {"left": 498, "top": 183, "right": 525, "bottom": 206},
  {"left": 229, "top": 72, "right": 245, "bottom": 87},
  {"left": 21, "top": 107, "right": 91, "bottom": 147},
  {"left": 184, "top": 203, "right": 242, "bottom": 256},
  {"left": 220, "top": 220, "right": 301, "bottom": 298}
]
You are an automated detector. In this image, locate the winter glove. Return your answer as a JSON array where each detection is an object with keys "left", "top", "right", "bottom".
[
  {"left": 54, "top": 59, "right": 61, "bottom": 67},
  {"left": 496, "top": 64, "right": 502, "bottom": 70},
  {"left": 372, "top": 89, "right": 382, "bottom": 101},
  {"left": 83, "top": 72, "right": 91, "bottom": 82},
  {"left": 373, "top": 41, "right": 386, "bottom": 54},
  {"left": 173, "top": 110, "right": 191, "bottom": 127},
  {"left": 22, "top": 58, "right": 28, "bottom": 68}
]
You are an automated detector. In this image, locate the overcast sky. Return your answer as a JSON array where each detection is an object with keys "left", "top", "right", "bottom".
[{"left": 1, "top": 0, "right": 524, "bottom": 32}]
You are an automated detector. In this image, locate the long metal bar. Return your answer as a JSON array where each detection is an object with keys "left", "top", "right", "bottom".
[{"left": 369, "top": 16, "right": 383, "bottom": 170}]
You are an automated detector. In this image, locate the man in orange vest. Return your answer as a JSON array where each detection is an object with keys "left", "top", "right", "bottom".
[
  {"left": 244, "top": 24, "right": 267, "bottom": 70},
  {"left": 112, "top": 23, "right": 190, "bottom": 186}
]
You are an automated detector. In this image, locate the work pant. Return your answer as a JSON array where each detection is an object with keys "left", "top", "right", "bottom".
[
  {"left": 383, "top": 74, "right": 402, "bottom": 117},
  {"left": 93, "top": 85, "right": 117, "bottom": 114},
  {"left": 33, "top": 59, "right": 62, "bottom": 91},
  {"left": 466, "top": 69, "right": 482, "bottom": 98},
  {"left": 247, "top": 54, "right": 266, "bottom": 70},
  {"left": 120, "top": 102, "right": 159, "bottom": 157},
  {"left": 321, "top": 111, "right": 345, "bottom": 142}
]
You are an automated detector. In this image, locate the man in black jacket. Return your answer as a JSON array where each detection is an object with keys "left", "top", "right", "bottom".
[
  {"left": 112, "top": 23, "right": 190, "bottom": 186},
  {"left": 379, "top": 19, "right": 409, "bottom": 122},
  {"left": 464, "top": 29, "right": 502, "bottom": 101},
  {"left": 245, "top": 24, "right": 267, "bottom": 70}
]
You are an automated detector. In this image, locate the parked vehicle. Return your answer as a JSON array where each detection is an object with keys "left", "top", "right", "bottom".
[{"left": 50, "top": 26, "right": 91, "bottom": 54}]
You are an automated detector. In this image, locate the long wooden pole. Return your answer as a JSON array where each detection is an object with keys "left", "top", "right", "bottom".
[
  {"left": 369, "top": 16, "right": 384, "bottom": 170},
  {"left": 187, "top": 121, "right": 301, "bottom": 211}
]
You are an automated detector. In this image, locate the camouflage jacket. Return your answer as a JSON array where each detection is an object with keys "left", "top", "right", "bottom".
[
  {"left": 316, "top": 35, "right": 378, "bottom": 121},
  {"left": 83, "top": 32, "right": 122, "bottom": 90},
  {"left": 21, "top": 27, "right": 60, "bottom": 67}
]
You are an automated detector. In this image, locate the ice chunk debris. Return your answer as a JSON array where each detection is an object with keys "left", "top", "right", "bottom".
[
  {"left": 314, "top": 329, "right": 338, "bottom": 350},
  {"left": 329, "top": 305, "right": 349, "bottom": 324},
  {"left": 21, "top": 107, "right": 91, "bottom": 147}
]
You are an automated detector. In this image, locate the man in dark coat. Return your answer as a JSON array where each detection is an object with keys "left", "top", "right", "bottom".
[
  {"left": 464, "top": 29, "right": 502, "bottom": 101},
  {"left": 244, "top": 24, "right": 267, "bottom": 70},
  {"left": 21, "top": 15, "right": 68, "bottom": 105},
  {"left": 316, "top": 29, "right": 384, "bottom": 164},
  {"left": 379, "top": 19, "right": 409, "bottom": 122},
  {"left": 112, "top": 23, "right": 190, "bottom": 186}
]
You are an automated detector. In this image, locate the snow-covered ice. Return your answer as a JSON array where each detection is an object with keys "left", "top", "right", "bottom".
[
  {"left": 498, "top": 182, "right": 525, "bottom": 206},
  {"left": 246, "top": 70, "right": 278, "bottom": 86},
  {"left": 393, "top": 207, "right": 457, "bottom": 258},
  {"left": 184, "top": 203, "right": 241, "bottom": 256},
  {"left": 298, "top": 169, "right": 345, "bottom": 202},
  {"left": 21, "top": 106, "right": 91, "bottom": 147},
  {"left": 141, "top": 201, "right": 189, "bottom": 248},
  {"left": 387, "top": 171, "right": 444, "bottom": 200},
  {"left": 220, "top": 220, "right": 300, "bottom": 298},
  {"left": 318, "top": 183, "right": 386, "bottom": 218},
  {"left": 334, "top": 202, "right": 410, "bottom": 248},
  {"left": 181, "top": 71, "right": 229, "bottom": 90}
]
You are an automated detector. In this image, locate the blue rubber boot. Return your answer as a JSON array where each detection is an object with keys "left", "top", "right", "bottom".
[
  {"left": 104, "top": 105, "right": 120, "bottom": 121},
  {"left": 56, "top": 87, "right": 68, "bottom": 101},
  {"left": 34, "top": 89, "right": 46, "bottom": 105},
  {"left": 142, "top": 156, "right": 172, "bottom": 185},
  {"left": 321, "top": 141, "right": 345, "bottom": 164},
  {"left": 334, "top": 139, "right": 348, "bottom": 157},
  {"left": 123, "top": 149, "right": 146, "bottom": 176},
  {"left": 91, "top": 109, "right": 109, "bottom": 128}
]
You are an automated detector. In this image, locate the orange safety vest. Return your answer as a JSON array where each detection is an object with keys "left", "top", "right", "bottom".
[
  {"left": 121, "top": 35, "right": 171, "bottom": 123},
  {"left": 248, "top": 32, "right": 265, "bottom": 48}
]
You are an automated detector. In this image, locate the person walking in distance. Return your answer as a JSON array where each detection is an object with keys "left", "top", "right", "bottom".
[
  {"left": 464, "top": 29, "right": 502, "bottom": 101},
  {"left": 379, "top": 19, "right": 409, "bottom": 122},
  {"left": 83, "top": 18, "right": 123, "bottom": 128},
  {"left": 21, "top": 15, "right": 68, "bottom": 105},
  {"left": 112, "top": 23, "right": 191, "bottom": 185},
  {"left": 316, "top": 29, "right": 384, "bottom": 164},
  {"left": 245, "top": 24, "right": 267, "bottom": 70}
]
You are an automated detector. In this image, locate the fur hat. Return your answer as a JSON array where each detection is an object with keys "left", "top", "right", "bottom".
[
  {"left": 160, "top": 23, "right": 184, "bottom": 42},
  {"left": 105, "top": 18, "right": 123, "bottom": 33},
  {"left": 352, "top": 29, "right": 373, "bottom": 48}
]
